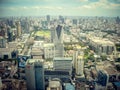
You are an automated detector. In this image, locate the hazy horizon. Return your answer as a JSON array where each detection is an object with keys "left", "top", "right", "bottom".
[{"left": 0, "top": 0, "right": 120, "bottom": 17}]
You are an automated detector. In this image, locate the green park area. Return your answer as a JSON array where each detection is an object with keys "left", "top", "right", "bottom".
[
  {"left": 31, "top": 30, "right": 50, "bottom": 37},
  {"left": 35, "top": 30, "right": 50, "bottom": 37}
]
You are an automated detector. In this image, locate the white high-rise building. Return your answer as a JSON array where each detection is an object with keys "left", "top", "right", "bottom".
[
  {"left": 16, "top": 21, "right": 22, "bottom": 37},
  {"left": 51, "top": 25, "right": 64, "bottom": 57},
  {"left": 73, "top": 50, "right": 78, "bottom": 69},
  {"left": 43, "top": 43, "right": 55, "bottom": 59},
  {"left": 75, "top": 54, "right": 84, "bottom": 78}
]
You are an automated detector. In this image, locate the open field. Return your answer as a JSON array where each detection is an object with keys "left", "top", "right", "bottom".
[{"left": 34, "top": 30, "right": 50, "bottom": 37}]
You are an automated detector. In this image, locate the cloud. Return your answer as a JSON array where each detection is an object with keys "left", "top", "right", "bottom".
[{"left": 77, "top": 0, "right": 120, "bottom": 9}]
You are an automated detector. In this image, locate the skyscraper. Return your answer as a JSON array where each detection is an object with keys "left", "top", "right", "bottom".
[
  {"left": 47, "top": 15, "right": 50, "bottom": 22},
  {"left": 0, "top": 37, "right": 6, "bottom": 48},
  {"left": 55, "top": 25, "right": 63, "bottom": 43},
  {"left": 75, "top": 53, "right": 84, "bottom": 78},
  {"left": 50, "top": 28, "right": 55, "bottom": 43},
  {"left": 53, "top": 25, "right": 64, "bottom": 57},
  {"left": 16, "top": 21, "right": 22, "bottom": 37},
  {"left": 25, "top": 59, "right": 45, "bottom": 90}
]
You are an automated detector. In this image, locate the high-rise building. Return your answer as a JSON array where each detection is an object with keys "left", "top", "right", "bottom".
[
  {"left": 47, "top": 15, "right": 50, "bottom": 22},
  {"left": 43, "top": 43, "right": 55, "bottom": 59},
  {"left": 54, "top": 25, "right": 64, "bottom": 57},
  {"left": 16, "top": 21, "right": 22, "bottom": 37},
  {"left": 51, "top": 25, "right": 64, "bottom": 44},
  {"left": 73, "top": 50, "right": 78, "bottom": 69},
  {"left": 54, "top": 25, "right": 63, "bottom": 43},
  {"left": 73, "top": 19, "right": 77, "bottom": 25},
  {"left": 0, "top": 36, "right": 6, "bottom": 48},
  {"left": 50, "top": 28, "right": 55, "bottom": 43},
  {"left": 59, "top": 15, "right": 64, "bottom": 24},
  {"left": 54, "top": 44, "right": 64, "bottom": 57},
  {"left": 25, "top": 59, "right": 45, "bottom": 90},
  {"left": 75, "top": 54, "right": 84, "bottom": 78}
]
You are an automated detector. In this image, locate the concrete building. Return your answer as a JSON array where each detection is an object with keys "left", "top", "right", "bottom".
[
  {"left": 25, "top": 59, "right": 45, "bottom": 90},
  {"left": 53, "top": 57, "right": 72, "bottom": 74},
  {"left": 47, "top": 78, "right": 62, "bottom": 90},
  {"left": 75, "top": 55, "right": 84, "bottom": 78},
  {"left": 54, "top": 25, "right": 63, "bottom": 43},
  {"left": 47, "top": 15, "right": 50, "bottom": 22},
  {"left": 51, "top": 25, "right": 64, "bottom": 57},
  {"left": 73, "top": 50, "right": 78, "bottom": 69},
  {"left": 88, "top": 37, "right": 115, "bottom": 55},
  {"left": 0, "top": 37, "right": 7, "bottom": 48},
  {"left": 16, "top": 21, "right": 22, "bottom": 37},
  {"left": 0, "top": 46, "right": 17, "bottom": 59},
  {"left": 31, "top": 41, "right": 44, "bottom": 59},
  {"left": 50, "top": 29, "right": 55, "bottom": 43},
  {"left": 54, "top": 44, "right": 64, "bottom": 57},
  {"left": 45, "top": 70, "right": 71, "bottom": 80},
  {"left": 43, "top": 43, "right": 55, "bottom": 59}
]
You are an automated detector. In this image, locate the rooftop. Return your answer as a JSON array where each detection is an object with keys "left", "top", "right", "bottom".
[
  {"left": 49, "top": 80, "right": 61, "bottom": 87},
  {"left": 54, "top": 57, "right": 72, "bottom": 61}
]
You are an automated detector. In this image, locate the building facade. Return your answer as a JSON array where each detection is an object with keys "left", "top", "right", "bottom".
[
  {"left": 43, "top": 43, "right": 55, "bottom": 59},
  {"left": 25, "top": 59, "right": 45, "bottom": 90},
  {"left": 53, "top": 57, "right": 72, "bottom": 74},
  {"left": 75, "top": 55, "right": 84, "bottom": 78}
]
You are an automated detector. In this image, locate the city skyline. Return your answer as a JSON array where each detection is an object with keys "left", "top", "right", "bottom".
[{"left": 0, "top": 0, "right": 120, "bottom": 17}]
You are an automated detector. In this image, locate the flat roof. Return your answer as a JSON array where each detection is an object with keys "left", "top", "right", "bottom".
[
  {"left": 43, "top": 43, "right": 54, "bottom": 47},
  {"left": 27, "top": 59, "right": 43, "bottom": 64},
  {"left": 54, "top": 57, "right": 72, "bottom": 61},
  {"left": 49, "top": 81, "right": 61, "bottom": 87},
  {"left": 104, "top": 66, "right": 118, "bottom": 75},
  {"left": 89, "top": 37, "right": 114, "bottom": 45}
]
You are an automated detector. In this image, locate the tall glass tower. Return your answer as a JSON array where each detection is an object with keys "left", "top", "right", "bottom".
[{"left": 25, "top": 59, "right": 45, "bottom": 90}]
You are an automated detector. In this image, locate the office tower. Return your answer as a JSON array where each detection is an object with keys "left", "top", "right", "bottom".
[
  {"left": 25, "top": 20, "right": 30, "bottom": 33},
  {"left": 54, "top": 25, "right": 64, "bottom": 57},
  {"left": 51, "top": 25, "right": 63, "bottom": 43},
  {"left": 59, "top": 15, "right": 64, "bottom": 24},
  {"left": 43, "top": 43, "right": 55, "bottom": 59},
  {"left": 55, "top": 25, "right": 63, "bottom": 43},
  {"left": 73, "top": 50, "right": 78, "bottom": 69},
  {"left": 53, "top": 57, "right": 72, "bottom": 74},
  {"left": 73, "top": 19, "right": 77, "bottom": 25},
  {"left": 76, "top": 55, "right": 84, "bottom": 78},
  {"left": 116, "top": 16, "right": 120, "bottom": 24},
  {"left": 50, "top": 29, "right": 55, "bottom": 43},
  {"left": 0, "top": 37, "right": 6, "bottom": 48},
  {"left": 25, "top": 59, "right": 45, "bottom": 90},
  {"left": 7, "top": 29, "right": 13, "bottom": 42},
  {"left": 47, "top": 15, "right": 50, "bottom": 22},
  {"left": 54, "top": 43, "right": 64, "bottom": 57},
  {"left": 16, "top": 21, "right": 22, "bottom": 37},
  {"left": 50, "top": 25, "right": 64, "bottom": 57}
]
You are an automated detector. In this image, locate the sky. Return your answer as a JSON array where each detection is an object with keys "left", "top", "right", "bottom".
[{"left": 0, "top": 0, "right": 120, "bottom": 17}]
